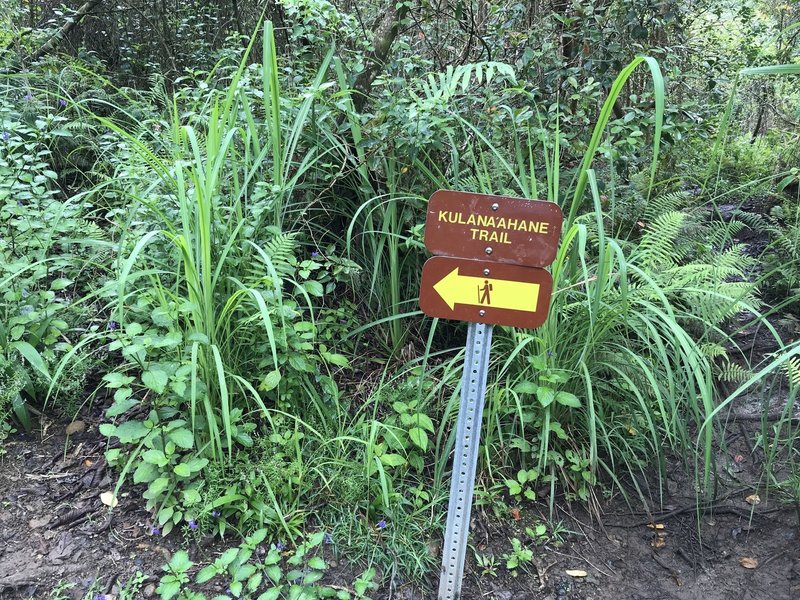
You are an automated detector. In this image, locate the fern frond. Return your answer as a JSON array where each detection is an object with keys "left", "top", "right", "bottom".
[
  {"left": 699, "top": 343, "right": 727, "bottom": 359},
  {"left": 636, "top": 211, "right": 688, "bottom": 268},
  {"left": 732, "top": 210, "right": 776, "bottom": 233},
  {"left": 717, "top": 362, "right": 751, "bottom": 383},
  {"left": 787, "top": 357, "right": 800, "bottom": 388},
  {"left": 644, "top": 191, "right": 690, "bottom": 221},
  {"left": 704, "top": 219, "right": 746, "bottom": 250},
  {"left": 245, "top": 232, "right": 298, "bottom": 283},
  {"left": 420, "top": 62, "right": 516, "bottom": 102}
]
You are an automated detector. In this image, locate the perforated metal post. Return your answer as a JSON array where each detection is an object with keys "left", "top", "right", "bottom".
[{"left": 438, "top": 322, "right": 493, "bottom": 600}]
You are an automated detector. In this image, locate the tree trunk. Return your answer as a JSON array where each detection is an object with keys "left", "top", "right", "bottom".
[
  {"left": 29, "top": 0, "right": 103, "bottom": 62},
  {"left": 352, "top": 1, "right": 410, "bottom": 111}
]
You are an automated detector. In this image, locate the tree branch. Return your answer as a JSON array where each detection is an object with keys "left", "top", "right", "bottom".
[{"left": 29, "top": 0, "right": 103, "bottom": 62}]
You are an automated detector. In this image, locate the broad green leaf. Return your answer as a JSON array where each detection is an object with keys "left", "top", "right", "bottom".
[
  {"left": 49, "top": 278, "right": 73, "bottom": 291},
  {"left": 408, "top": 427, "right": 429, "bottom": 452},
  {"left": 142, "top": 368, "right": 169, "bottom": 394},
  {"left": 258, "top": 588, "right": 282, "bottom": 600},
  {"left": 151, "top": 305, "right": 174, "bottom": 327},
  {"left": 555, "top": 391, "right": 581, "bottom": 408},
  {"left": 168, "top": 428, "right": 195, "bottom": 449},
  {"left": 148, "top": 477, "right": 169, "bottom": 495},
  {"left": 247, "top": 572, "right": 263, "bottom": 592},
  {"left": 141, "top": 449, "right": 169, "bottom": 467},
  {"left": 303, "top": 280, "right": 324, "bottom": 296},
  {"left": 235, "top": 564, "right": 258, "bottom": 581},
  {"left": 536, "top": 386, "right": 555, "bottom": 408},
  {"left": 220, "top": 548, "right": 240, "bottom": 566},
  {"left": 379, "top": 453, "right": 407, "bottom": 467},
  {"left": 9, "top": 341, "right": 50, "bottom": 381},
  {"left": 265, "top": 564, "right": 282, "bottom": 584},
  {"left": 133, "top": 461, "right": 158, "bottom": 483},
  {"left": 506, "top": 479, "right": 521, "bottom": 495},
  {"left": 259, "top": 369, "right": 281, "bottom": 392},
  {"left": 322, "top": 352, "right": 350, "bottom": 368},
  {"left": 411, "top": 413, "right": 434, "bottom": 433},
  {"left": 114, "top": 420, "right": 149, "bottom": 442},
  {"left": 303, "top": 571, "right": 324, "bottom": 585},
  {"left": 514, "top": 381, "right": 538, "bottom": 394},
  {"left": 196, "top": 564, "right": 218, "bottom": 584},
  {"left": 169, "top": 549, "right": 193, "bottom": 571},
  {"left": 156, "top": 579, "right": 180, "bottom": 600},
  {"left": 106, "top": 390, "right": 138, "bottom": 418},
  {"left": 185, "top": 457, "right": 209, "bottom": 472}
]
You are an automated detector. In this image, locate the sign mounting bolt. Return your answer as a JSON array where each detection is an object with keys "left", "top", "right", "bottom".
[
  {"left": 491, "top": 203, "right": 499, "bottom": 211},
  {"left": 479, "top": 310, "right": 486, "bottom": 317},
  {"left": 485, "top": 247, "right": 493, "bottom": 255},
  {"left": 483, "top": 268, "right": 490, "bottom": 275}
]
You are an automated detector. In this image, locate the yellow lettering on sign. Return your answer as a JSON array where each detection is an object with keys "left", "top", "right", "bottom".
[{"left": 436, "top": 210, "right": 550, "bottom": 236}]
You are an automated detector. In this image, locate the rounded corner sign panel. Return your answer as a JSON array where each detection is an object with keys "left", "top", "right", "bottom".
[
  {"left": 419, "top": 256, "right": 553, "bottom": 329},
  {"left": 424, "top": 190, "right": 563, "bottom": 268}
]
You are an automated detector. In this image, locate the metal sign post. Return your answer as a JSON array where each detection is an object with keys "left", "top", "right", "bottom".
[
  {"left": 419, "top": 190, "right": 563, "bottom": 600},
  {"left": 438, "top": 322, "right": 492, "bottom": 600}
]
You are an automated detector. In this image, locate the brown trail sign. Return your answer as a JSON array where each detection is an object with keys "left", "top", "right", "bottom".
[{"left": 424, "top": 189, "right": 562, "bottom": 268}]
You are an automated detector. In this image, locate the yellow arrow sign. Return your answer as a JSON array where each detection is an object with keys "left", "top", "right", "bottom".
[{"left": 433, "top": 268, "right": 540, "bottom": 312}]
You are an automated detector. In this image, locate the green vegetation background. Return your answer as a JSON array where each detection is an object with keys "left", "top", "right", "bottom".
[{"left": 0, "top": 0, "right": 799, "bottom": 598}]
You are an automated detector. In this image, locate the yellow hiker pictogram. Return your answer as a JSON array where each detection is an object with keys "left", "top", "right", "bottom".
[{"left": 433, "top": 268, "right": 540, "bottom": 312}]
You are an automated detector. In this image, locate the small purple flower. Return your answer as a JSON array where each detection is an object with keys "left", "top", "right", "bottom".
[
  {"left": 1, "top": 131, "right": 9, "bottom": 142},
  {"left": 106, "top": 321, "right": 119, "bottom": 330},
  {"left": 547, "top": 351, "right": 554, "bottom": 357},
  {"left": 323, "top": 532, "right": 333, "bottom": 545},
  {"left": 188, "top": 518, "right": 197, "bottom": 530},
  {"left": 93, "top": 595, "right": 106, "bottom": 600},
  {"left": 58, "top": 98, "right": 67, "bottom": 108},
  {"left": 311, "top": 251, "right": 320, "bottom": 258},
  {"left": 24, "top": 92, "right": 33, "bottom": 102},
  {"left": 211, "top": 509, "right": 221, "bottom": 518},
  {"left": 149, "top": 525, "right": 160, "bottom": 535},
  {"left": 376, "top": 519, "right": 387, "bottom": 530},
  {"left": 276, "top": 541, "right": 286, "bottom": 551}
]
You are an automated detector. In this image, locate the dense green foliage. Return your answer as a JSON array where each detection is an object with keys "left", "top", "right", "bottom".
[{"left": 2, "top": 0, "right": 800, "bottom": 597}]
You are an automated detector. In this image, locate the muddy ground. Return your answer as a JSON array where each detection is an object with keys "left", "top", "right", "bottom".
[{"left": 0, "top": 404, "right": 798, "bottom": 600}]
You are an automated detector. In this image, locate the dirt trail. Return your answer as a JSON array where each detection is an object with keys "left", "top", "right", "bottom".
[{"left": 1, "top": 414, "right": 798, "bottom": 599}]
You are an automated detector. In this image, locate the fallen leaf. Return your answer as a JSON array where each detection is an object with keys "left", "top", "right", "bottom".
[
  {"left": 510, "top": 507, "right": 521, "bottom": 521},
  {"left": 84, "top": 459, "right": 94, "bottom": 467},
  {"left": 65, "top": 420, "right": 85, "bottom": 435},
  {"left": 738, "top": 556, "right": 758, "bottom": 569},
  {"left": 745, "top": 494, "right": 761, "bottom": 506},
  {"left": 100, "top": 491, "right": 118, "bottom": 508},
  {"left": 565, "top": 569, "right": 588, "bottom": 578},
  {"left": 646, "top": 522, "right": 666, "bottom": 530},
  {"left": 733, "top": 454, "right": 745, "bottom": 464},
  {"left": 651, "top": 535, "right": 667, "bottom": 549},
  {"left": 29, "top": 516, "right": 51, "bottom": 529}
]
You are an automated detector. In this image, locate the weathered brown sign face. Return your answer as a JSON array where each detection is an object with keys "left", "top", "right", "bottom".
[
  {"left": 419, "top": 256, "right": 553, "bottom": 329},
  {"left": 424, "top": 190, "right": 563, "bottom": 268}
]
